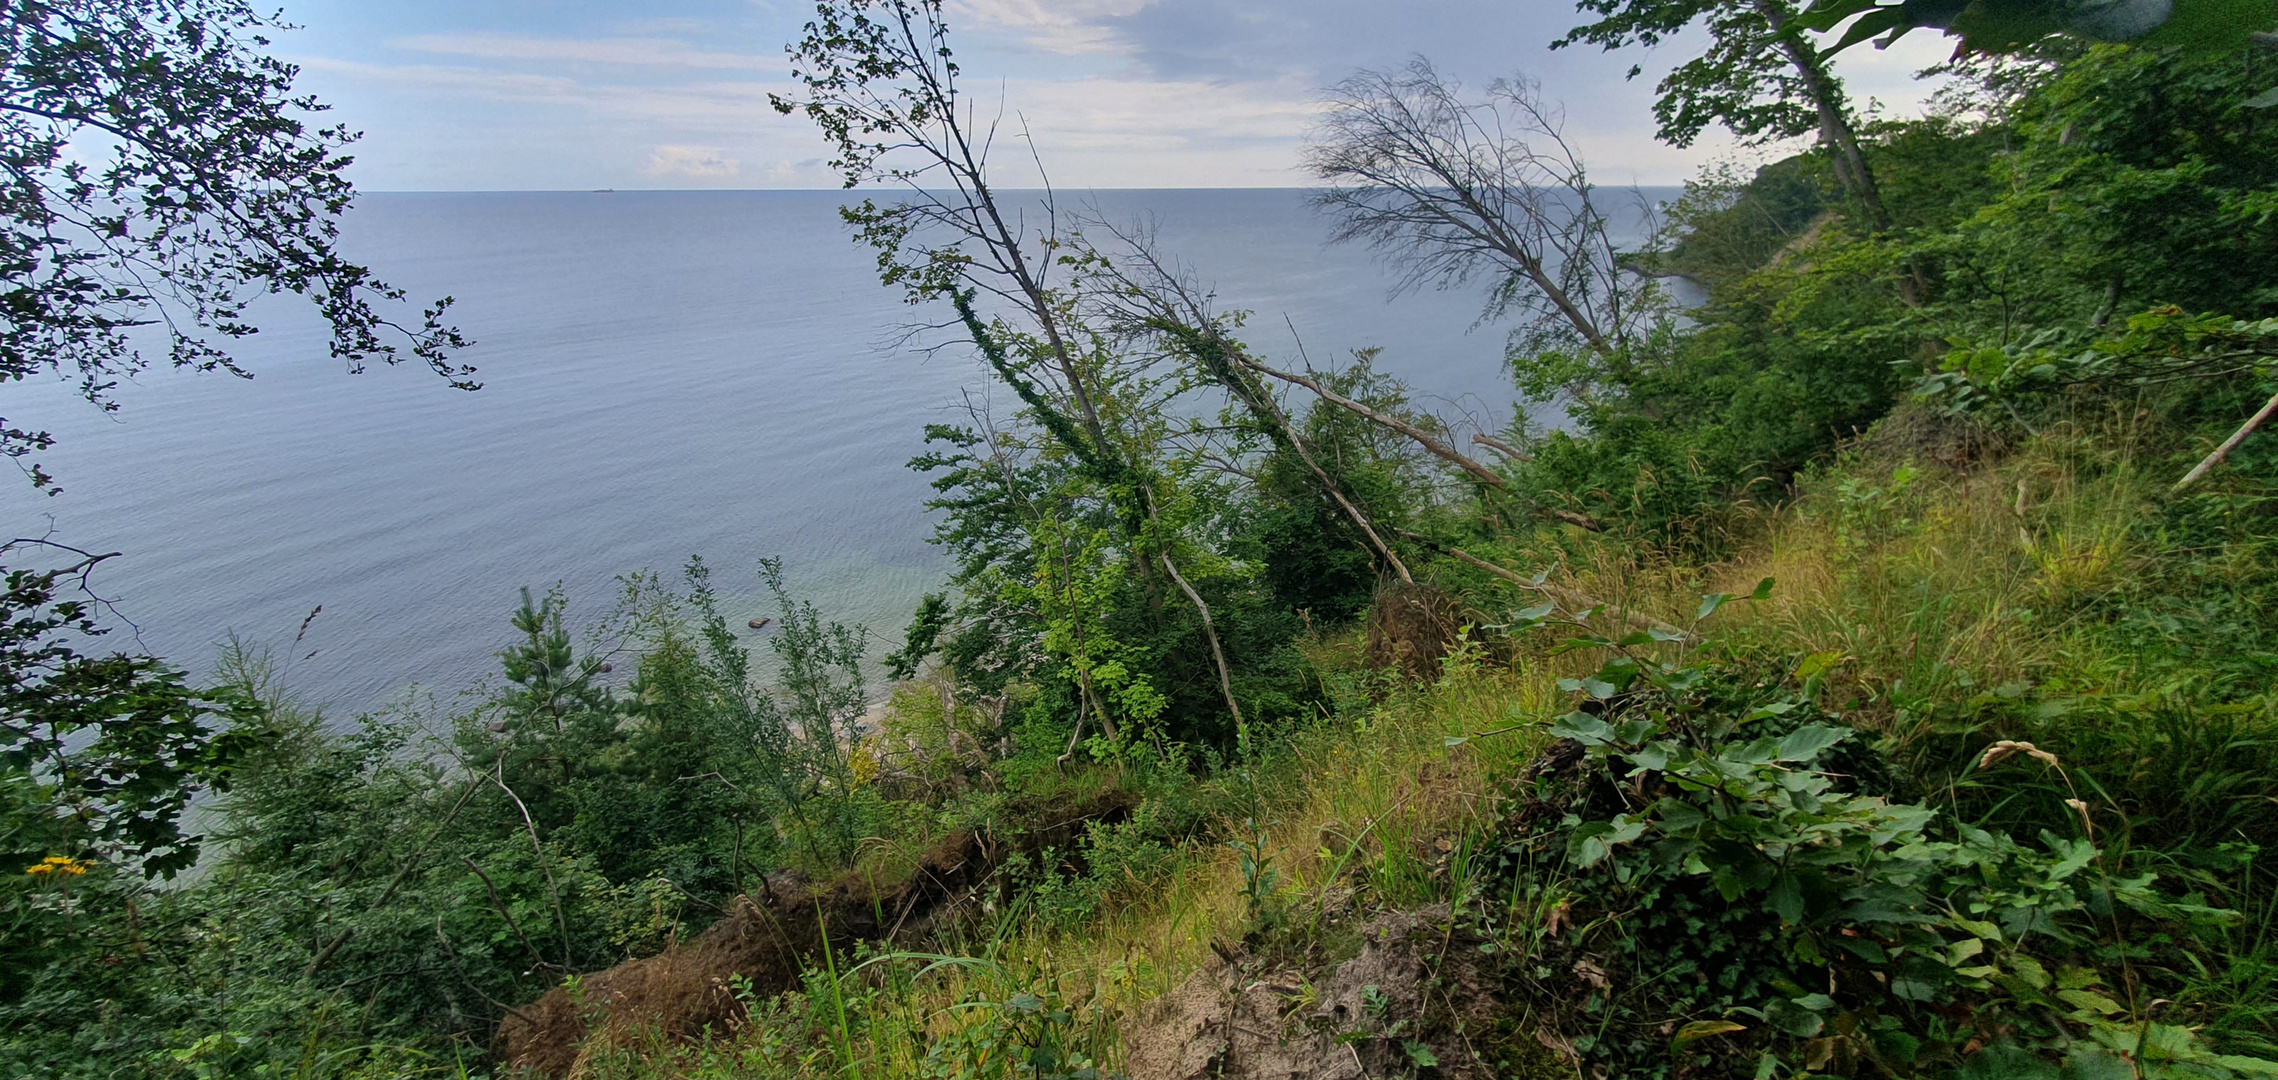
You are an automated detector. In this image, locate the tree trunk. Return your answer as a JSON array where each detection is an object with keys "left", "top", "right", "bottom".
[{"left": 1756, "top": 0, "right": 1891, "bottom": 234}]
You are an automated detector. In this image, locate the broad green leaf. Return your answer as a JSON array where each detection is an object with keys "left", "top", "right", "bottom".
[
  {"left": 2057, "top": 988, "right": 2125, "bottom": 1016},
  {"left": 1697, "top": 592, "right": 1733, "bottom": 620},
  {"left": 1776, "top": 724, "right": 1852, "bottom": 762},
  {"left": 1750, "top": 576, "right": 1776, "bottom": 600},
  {"left": 1768, "top": 873, "right": 1805, "bottom": 922},
  {"left": 1551, "top": 712, "right": 1614, "bottom": 744},
  {"left": 1763, "top": 997, "right": 1825, "bottom": 1037},
  {"left": 1955, "top": 1044, "right": 2061, "bottom": 1080},
  {"left": 2011, "top": 954, "right": 2051, "bottom": 990},
  {"left": 2210, "top": 1055, "right": 2278, "bottom": 1076},
  {"left": 1953, "top": 918, "right": 2004, "bottom": 942}
]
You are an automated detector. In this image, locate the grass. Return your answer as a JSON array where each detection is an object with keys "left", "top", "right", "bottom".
[{"left": 562, "top": 403, "right": 2278, "bottom": 1077}]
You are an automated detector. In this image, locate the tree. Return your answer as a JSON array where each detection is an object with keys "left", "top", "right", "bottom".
[
  {"left": 0, "top": 542, "right": 257, "bottom": 878},
  {"left": 1555, "top": 0, "right": 1896, "bottom": 232},
  {"left": 1, "top": 0, "right": 475, "bottom": 492},
  {"left": 774, "top": 0, "right": 1264, "bottom": 744},
  {"left": 1305, "top": 60, "right": 1659, "bottom": 392}
]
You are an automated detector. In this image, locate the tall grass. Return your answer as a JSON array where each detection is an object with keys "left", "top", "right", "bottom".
[{"left": 569, "top": 408, "right": 2278, "bottom": 1074}]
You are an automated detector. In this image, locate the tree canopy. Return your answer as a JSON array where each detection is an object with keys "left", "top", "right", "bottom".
[{"left": 0, "top": 0, "right": 474, "bottom": 492}]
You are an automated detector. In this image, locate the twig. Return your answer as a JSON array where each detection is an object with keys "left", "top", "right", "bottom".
[
  {"left": 461, "top": 856, "right": 555, "bottom": 975},
  {"left": 2174, "top": 388, "right": 2278, "bottom": 489},
  {"left": 1160, "top": 552, "right": 1245, "bottom": 736},
  {"left": 479, "top": 761, "right": 577, "bottom": 969}
]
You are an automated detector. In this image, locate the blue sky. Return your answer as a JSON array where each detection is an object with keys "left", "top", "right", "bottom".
[{"left": 277, "top": 0, "right": 1956, "bottom": 190}]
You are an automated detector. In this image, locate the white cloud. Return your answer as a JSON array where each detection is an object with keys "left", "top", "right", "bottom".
[
  {"left": 390, "top": 33, "right": 783, "bottom": 71},
  {"left": 947, "top": 0, "right": 1148, "bottom": 55},
  {"left": 647, "top": 145, "right": 744, "bottom": 179},
  {"left": 299, "top": 0, "right": 1960, "bottom": 190},
  {"left": 299, "top": 56, "right": 790, "bottom": 129}
]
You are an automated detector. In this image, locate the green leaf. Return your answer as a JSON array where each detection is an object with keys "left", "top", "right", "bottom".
[
  {"left": 1792, "top": 651, "right": 1842, "bottom": 681},
  {"left": 1833, "top": 935, "right": 1889, "bottom": 964},
  {"left": 1795, "top": 0, "right": 1883, "bottom": 33},
  {"left": 1957, "top": 1044, "right": 2061, "bottom": 1080},
  {"left": 2056, "top": 966, "right": 2101, "bottom": 991},
  {"left": 1763, "top": 997, "right": 1825, "bottom": 1037},
  {"left": 2209, "top": 1055, "right": 2278, "bottom": 1077},
  {"left": 1750, "top": 576, "right": 1776, "bottom": 600},
  {"left": 1775, "top": 724, "right": 1851, "bottom": 762},
  {"left": 1551, "top": 712, "right": 1614, "bottom": 745},
  {"left": 2063, "top": 1048, "right": 2139, "bottom": 1080},
  {"left": 2010, "top": 954, "right": 2051, "bottom": 991},
  {"left": 1696, "top": 593, "right": 1734, "bottom": 620},
  {"left": 2247, "top": 87, "right": 2278, "bottom": 109},
  {"left": 2057, "top": 989, "right": 2125, "bottom": 1016},
  {"left": 1403, "top": 1041, "right": 1439, "bottom": 1067},
  {"left": 1829, "top": 4, "right": 1913, "bottom": 51},
  {"left": 1768, "top": 873, "right": 1805, "bottom": 923}
]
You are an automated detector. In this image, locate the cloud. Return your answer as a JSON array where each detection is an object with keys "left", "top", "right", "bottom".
[
  {"left": 948, "top": 0, "right": 1149, "bottom": 55},
  {"left": 300, "top": 56, "right": 789, "bottom": 129},
  {"left": 390, "top": 33, "right": 783, "bottom": 71},
  {"left": 298, "top": 0, "right": 1959, "bottom": 190},
  {"left": 646, "top": 145, "right": 744, "bottom": 179}
]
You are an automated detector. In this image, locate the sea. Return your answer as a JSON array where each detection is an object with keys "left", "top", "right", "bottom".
[{"left": 0, "top": 188, "right": 1677, "bottom": 718}]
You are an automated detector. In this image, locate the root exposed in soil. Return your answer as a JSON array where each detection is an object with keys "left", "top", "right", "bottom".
[{"left": 1365, "top": 581, "right": 1458, "bottom": 682}]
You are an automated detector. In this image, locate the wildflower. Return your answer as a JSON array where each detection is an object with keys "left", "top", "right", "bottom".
[{"left": 24, "top": 855, "right": 88, "bottom": 877}]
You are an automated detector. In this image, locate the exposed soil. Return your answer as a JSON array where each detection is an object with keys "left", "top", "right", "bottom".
[
  {"left": 494, "top": 786, "right": 1138, "bottom": 1077},
  {"left": 1122, "top": 906, "right": 1536, "bottom": 1080}
]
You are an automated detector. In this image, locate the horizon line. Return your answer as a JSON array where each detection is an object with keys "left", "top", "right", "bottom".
[{"left": 358, "top": 183, "right": 1690, "bottom": 195}]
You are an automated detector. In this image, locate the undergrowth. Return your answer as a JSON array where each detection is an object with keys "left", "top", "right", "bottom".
[{"left": 550, "top": 403, "right": 2277, "bottom": 1080}]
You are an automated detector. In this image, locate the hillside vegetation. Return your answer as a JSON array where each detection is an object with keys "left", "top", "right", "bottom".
[{"left": 5, "top": 3, "right": 2277, "bottom": 1079}]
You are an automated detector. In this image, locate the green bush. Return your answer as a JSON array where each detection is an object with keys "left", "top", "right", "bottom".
[{"left": 1491, "top": 602, "right": 2276, "bottom": 1080}]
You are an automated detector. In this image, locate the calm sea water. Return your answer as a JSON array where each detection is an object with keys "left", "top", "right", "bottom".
[{"left": 1, "top": 189, "right": 1674, "bottom": 715}]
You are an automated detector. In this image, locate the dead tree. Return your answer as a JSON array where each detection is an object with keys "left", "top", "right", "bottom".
[{"left": 1306, "top": 59, "right": 1660, "bottom": 393}]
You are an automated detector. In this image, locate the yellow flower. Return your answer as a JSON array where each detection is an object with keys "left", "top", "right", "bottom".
[{"left": 25, "top": 855, "right": 88, "bottom": 877}]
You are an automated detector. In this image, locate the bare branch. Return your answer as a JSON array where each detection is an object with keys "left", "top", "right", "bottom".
[{"left": 1305, "top": 58, "right": 1661, "bottom": 388}]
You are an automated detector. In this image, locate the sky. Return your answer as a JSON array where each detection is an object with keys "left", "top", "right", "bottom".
[{"left": 277, "top": 0, "right": 1961, "bottom": 191}]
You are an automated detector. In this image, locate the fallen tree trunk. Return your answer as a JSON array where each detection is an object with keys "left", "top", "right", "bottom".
[{"left": 494, "top": 788, "right": 1139, "bottom": 1077}]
